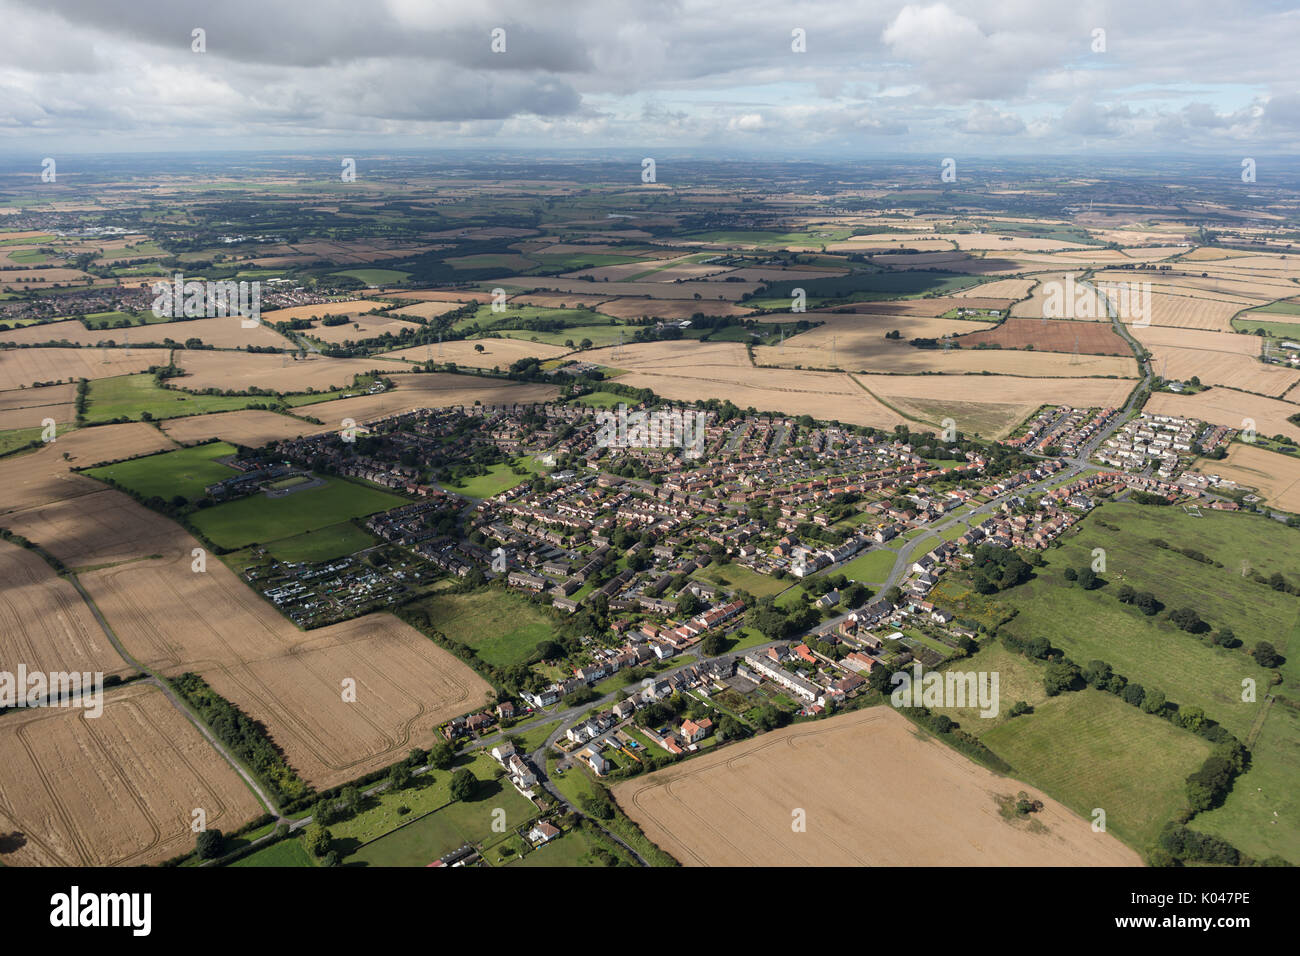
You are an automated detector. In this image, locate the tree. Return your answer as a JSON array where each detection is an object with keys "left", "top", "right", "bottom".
[
  {"left": 1116, "top": 584, "right": 1135, "bottom": 604},
  {"left": 449, "top": 767, "right": 477, "bottom": 802},
  {"left": 196, "top": 828, "right": 224, "bottom": 860},
  {"left": 1141, "top": 688, "right": 1167, "bottom": 715},
  {"left": 304, "top": 823, "right": 332, "bottom": 858},
  {"left": 1253, "top": 641, "right": 1281, "bottom": 668},
  {"left": 1076, "top": 567, "right": 1099, "bottom": 589},
  {"left": 339, "top": 785, "right": 361, "bottom": 815},
  {"left": 701, "top": 632, "right": 726, "bottom": 656},
  {"left": 387, "top": 762, "right": 411, "bottom": 791},
  {"left": 1169, "top": 607, "right": 1207, "bottom": 633},
  {"left": 427, "top": 740, "right": 456, "bottom": 770},
  {"left": 1043, "top": 660, "right": 1081, "bottom": 696},
  {"left": 1063, "top": 567, "right": 1078, "bottom": 582},
  {"left": 473, "top": 343, "right": 485, "bottom": 353}
]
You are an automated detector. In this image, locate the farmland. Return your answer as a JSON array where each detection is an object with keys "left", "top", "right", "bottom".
[{"left": 0, "top": 683, "right": 264, "bottom": 866}]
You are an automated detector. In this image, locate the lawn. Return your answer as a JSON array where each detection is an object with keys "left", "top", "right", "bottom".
[
  {"left": 189, "top": 476, "right": 405, "bottom": 549},
  {"left": 838, "top": 547, "right": 897, "bottom": 583},
  {"left": 506, "top": 825, "right": 632, "bottom": 866},
  {"left": 414, "top": 587, "right": 553, "bottom": 668},
  {"left": 85, "top": 441, "right": 239, "bottom": 501},
  {"left": 84, "top": 373, "right": 274, "bottom": 423}
]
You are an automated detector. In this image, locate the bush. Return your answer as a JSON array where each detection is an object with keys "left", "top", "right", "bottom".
[{"left": 196, "top": 829, "right": 225, "bottom": 860}]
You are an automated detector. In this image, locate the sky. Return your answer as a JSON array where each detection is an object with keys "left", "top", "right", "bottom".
[{"left": 1, "top": 0, "right": 1297, "bottom": 156}]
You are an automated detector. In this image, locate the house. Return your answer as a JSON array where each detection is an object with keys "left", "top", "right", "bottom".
[
  {"left": 612, "top": 697, "right": 637, "bottom": 720},
  {"left": 495, "top": 701, "right": 517, "bottom": 721},
  {"left": 680, "top": 717, "right": 714, "bottom": 744},
  {"left": 528, "top": 821, "right": 561, "bottom": 845},
  {"left": 585, "top": 751, "right": 610, "bottom": 775}
]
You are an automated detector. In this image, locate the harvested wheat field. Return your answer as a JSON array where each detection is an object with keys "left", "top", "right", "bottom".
[
  {"left": 503, "top": 292, "right": 618, "bottom": 310},
  {"left": 305, "top": 313, "right": 423, "bottom": 344},
  {"left": 1, "top": 488, "right": 188, "bottom": 567},
  {"left": 755, "top": 321, "right": 1136, "bottom": 377},
  {"left": 0, "top": 422, "right": 177, "bottom": 515},
  {"left": 956, "top": 318, "right": 1131, "bottom": 355},
  {"left": 592, "top": 297, "right": 754, "bottom": 321},
  {"left": 491, "top": 278, "right": 761, "bottom": 300},
  {"left": 1145, "top": 389, "right": 1300, "bottom": 443},
  {"left": 1197, "top": 443, "right": 1300, "bottom": 512},
  {"left": 378, "top": 288, "right": 496, "bottom": 304},
  {"left": 0, "top": 538, "right": 133, "bottom": 680},
  {"left": 614, "top": 707, "right": 1140, "bottom": 867},
  {"left": 174, "top": 350, "right": 390, "bottom": 393},
  {"left": 0, "top": 683, "right": 263, "bottom": 867},
  {"left": 954, "top": 277, "right": 1037, "bottom": 300},
  {"left": 304, "top": 373, "right": 561, "bottom": 425},
  {"left": 856, "top": 374, "right": 1135, "bottom": 439},
  {"left": 261, "top": 300, "right": 391, "bottom": 324},
  {"left": 1134, "top": 292, "right": 1250, "bottom": 332},
  {"left": 0, "top": 316, "right": 291, "bottom": 350},
  {"left": 0, "top": 347, "right": 158, "bottom": 390},
  {"left": 160, "top": 409, "right": 332, "bottom": 447},
  {"left": 585, "top": 342, "right": 904, "bottom": 428},
  {"left": 385, "top": 300, "right": 466, "bottom": 320},
  {"left": 0, "top": 399, "right": 74, "bottom": 430},
  {"left": 383, "top": 338, "right": 569, "bottom": 369},
  {"left": 82, "top": 549, "right": 493, "bottom": 788},
  {"left": 1133, "top": 326, "right": 1299, "bottom": 397}
]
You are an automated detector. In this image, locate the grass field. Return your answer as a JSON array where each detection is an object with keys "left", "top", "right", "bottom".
[
  {"left": 262, "top": 521, "right": 378, "bottom": 563},
  {"left": 980, "top": 687, "right": 1211, "bottom": 852},
  {"left": 838, "top": 547, "right": 897, "bottom": 583},
  {"left": 991, "top": 503, "right": 1292, "bottom": 738},
  {"left": 569, "top": 390, "right": 629, "bottom": 409},
  {"left": 443, "top": 458, "right": 540, "bottom": 498},
  {"left": 85, "top": 373, "right": 269, "bottom": 423},
  {"left": 698, "top": 561, "right": 790, "bottom": 598},
  {"left": 0, "top": 423, "right": 75, "bottom": 456},
  {"left": 85, "top": 441, "right": 238, "bottom": 501},
  {"left": 329, "top": 268, "right": 411, "bottom": 285},
  {"left": 1193, "top": 700, "right": 1300, "bottom": 863},
  {"left": 229, "top": 837, "right": 314, "bottom": 867},
  {"left": 413, "top": 587, "right": 553, "bottom": 668},
  {"left": 189, "top": 477, "right": 406, "bottom": 549},
  {"left": 338, "top": 755, "right": 537, "bottom": 866}
]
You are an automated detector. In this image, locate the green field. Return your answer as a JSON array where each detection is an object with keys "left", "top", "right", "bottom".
[
  {"left": 412, "top": 588, "right": 553, "bottom": 668},
  {"left": 839, "top": 547, "right": 897, "bottom": 583},
  {"left": 493, "top": 324, "right": 625, "bottom": 348},
  {"left": 84, "top": 373, "right": 281, "bottom": 423},
  {"left": 698, "top": 561, "right": 790, "bottom": 598},
  {"left": 0, "top": 423, "right": 75, "bottom": 457},
  {"left": 981, "top": 685, "right": 1211, "bottom": 851},
  {"left": 758, "top": 270, "right": 983, "bottom": 304},
  {"left": 1231, "top": 315, "right": 1300, "bottom": 340},
  {"left": 443, "top": 458, "right": 540, "bottom": 498},
  {"left": 329, "top": 268, "right": 410, "bottom": 285},
  {"left": 569, "top": 391, "right": 629, "bottom": 409},
  {"left": 990, "top": 503, "right": 1292, "bottom": 739},
  {"left": 262, "top": 521, "right": 378, "bottom": 563},
  {"left": 228, "top": 836, "right": 315, "bottom": 868},
  {"left": 189, "top": 477, "right": 405, "bottom": 549},
  {"left": 1193, "top": 701, "right": 1300, "bottom": 863},
  {"left": 85, "top": 441, "right": 239, "bottom": 501}
]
